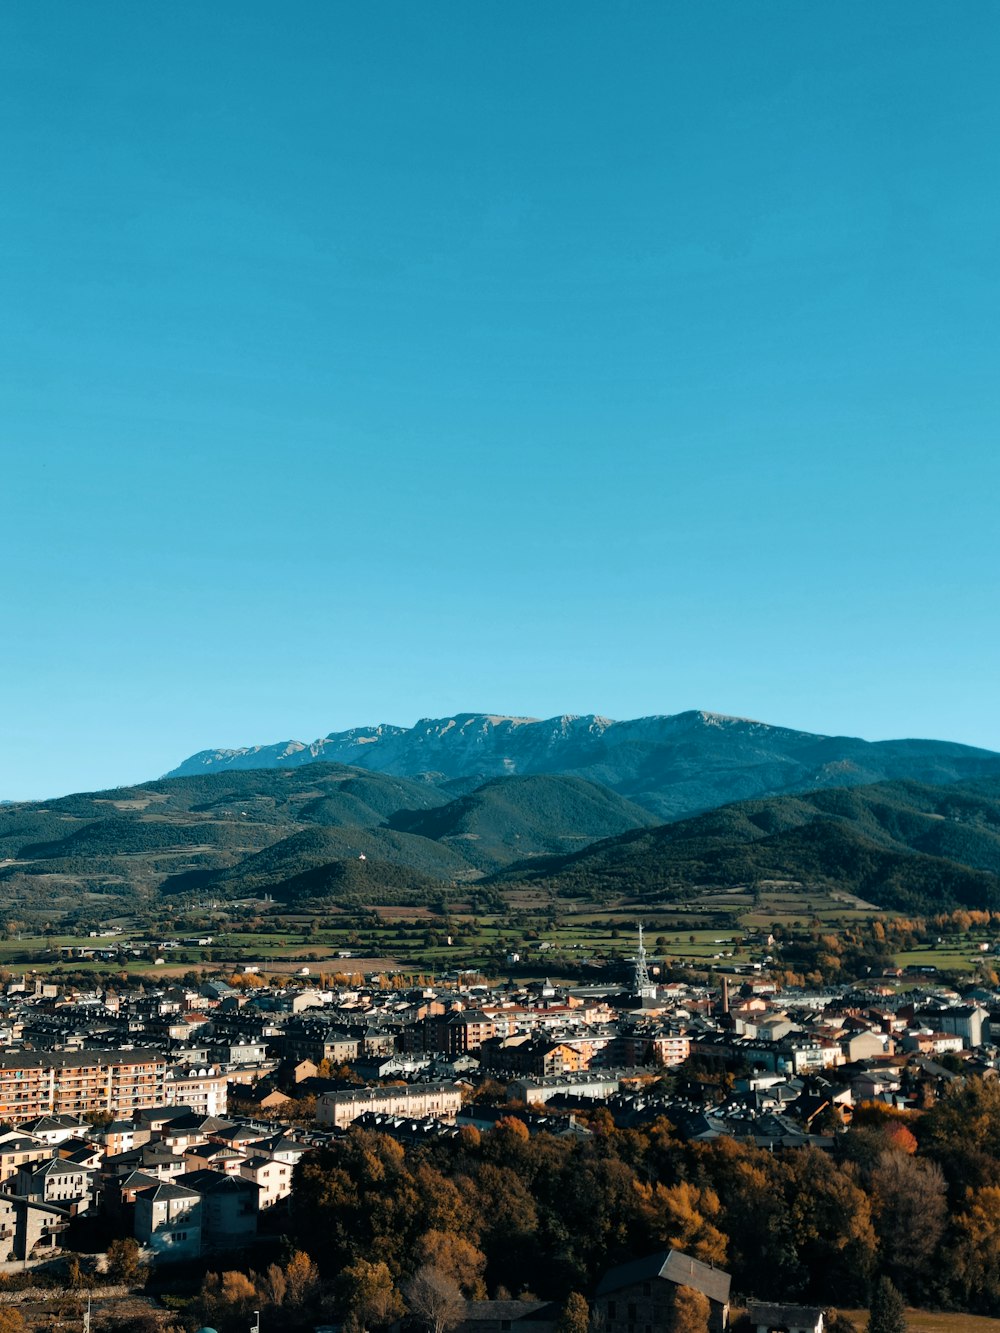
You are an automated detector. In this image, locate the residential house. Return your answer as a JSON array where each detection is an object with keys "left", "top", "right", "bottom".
[
  {"left": 176, "top": 1170, "right": 259, "bottom": 1250},
  {"left": 0, "top": 1193, "right": 69, "bottom": 1263},
  {"left": 747, "top": 1303, "right": 824, "bottom": 1333},
  {"left": 0, "top": 1132, "right": 52, "bottom": 1183},
  {"left": 316, "top": 1082, "right": 463, "bottom": 1128},
  {"left": 239, "top": 1154, "right": 294, "bottom": 1209},
  {"left": 12, "top": 1158, "right": 98, "bottom": 1215},
  {"left": 134, "top": 1180, "right": 202, "bottom": 1260},
  {"left": 458, "top": 1301, "right": 559, "bottom": 1333},
  {"left": 594, "top": 1250, "right": 731, "bottom": 1333}
]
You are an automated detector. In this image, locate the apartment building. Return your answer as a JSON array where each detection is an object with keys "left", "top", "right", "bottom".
[
  {"left": 0, "top": 1051, "right": 166, "bottom": 1121},
  {"left": 164, "top": 1066, "right": 229, "bottom": 1118},
  {"left": 316, "top": 1082, "right": 463, "bottom": 1128}
]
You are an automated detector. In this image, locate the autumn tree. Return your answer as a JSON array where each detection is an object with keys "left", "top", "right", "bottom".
[
  {"left": 669, "top": 1286, "right": 710, "bottom": 1333},
  {"left": 636, "top": 1180, "right": 727, "bottom": 1265},
  {"left": 416, "top": 1229, "right": 488, "bottom": 1298},
  {"left": 952, "top": 1185, "right": 1000, "bottom": 1310},
  {"left": 919, "top": 1077, "right": 1000, "bottom": 1191},
  {"left": 338, "top": 1258, "right": 405, "bottom": 1332},
  {"left": 285, "top": 1249, "right": 321, "bottom": 1313},
  {"left": 105, "top": 1237, "right": 143, "bottom": 1284},
  {"left": 557, "top": 1292, "right": 590, "bottom": 1333},
  {"left": 199, "top": 1270, "right": 258, "bottom": 1332},
  {"left": 784, "top": 1148, "right": 876, "bottom": 1303},
  {"left": 257, "top": 1262, "right": 287, "bottom": 1311}
]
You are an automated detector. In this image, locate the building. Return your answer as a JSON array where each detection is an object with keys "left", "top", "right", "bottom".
[
  {"left": 134, "top": 1181, "right": 202, "bottom": 1260},
  {"left": 594, "top": 1250, "right": 731, "bottom": 1333},
  {"left": 239, "top": 1154, "right": 294, "bottom": 1209},
  {"left": 915, "top": 1005, "right": 988, "bottom": 1049},
  {"left": 316, "top": 1082, "right": 463, "bottom": 1128},
  {"left": 176, "top": 1170, "right": 259, "bottom": 1250},
  {"left": 11, "top": 1158, "right": 98, "bottom": 1214},
  {"left": 0, "top": 1052, "right": 166, "bottom": 1120},
  {"left": 459, "top": 1301, "right": 559, "bottom": 1333},
  {"left": 0, "top": 1132, "right": 53, "bottom": 1183},
  {"left": 747, "top": 1303, "right": 824, "bottom": 1333},
  {"left": 0, "top": 1194, "right": 69, "bottom": 1263},
  {"left": 164, "top": 1066, "right": 229, "bottom": 1117}
]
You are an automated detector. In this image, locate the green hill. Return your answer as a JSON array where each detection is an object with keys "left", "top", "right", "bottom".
[
  {"left": 171, "top": 823, "right": 475, "bottom": 898},
  {"left": 0, "top": 764, "right": 455, "bottom": 909},
  {"left": 498, "top": 777, "right": 1000, "bottom": 913},
  {"left": 6, "top": 765, "right": 1000, "bottom": 921},
  {"left": 268, "top": 857, "right": 446, "bottom": 907},
  {"left": 387, "top": 774, "right": 657, "bottom": 872}
]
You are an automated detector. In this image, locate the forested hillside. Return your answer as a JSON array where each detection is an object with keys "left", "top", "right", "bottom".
[
  {"left": 286, "top": 1080, "right": 1000, "bottom": 1320},
  {"left": 4, "top": 768, "right": 1000, "bottom": 919},
  {"left": 501, "top": 778, "right": 1000, "bottom": 913}
]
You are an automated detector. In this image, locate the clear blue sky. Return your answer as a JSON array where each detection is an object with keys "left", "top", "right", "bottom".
[{"left": 3, "top": 2, "right": 999, "bottom": 800}]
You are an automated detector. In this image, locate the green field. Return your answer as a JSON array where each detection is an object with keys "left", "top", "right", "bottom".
[{"left": 841, "top": 1312, "right": 1000, "bottom": 1333}]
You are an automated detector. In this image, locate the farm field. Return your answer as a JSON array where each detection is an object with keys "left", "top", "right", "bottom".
[
  {"left": 840, "top": 1313, "right": 1000, "bottom": 1333},
  {"left": 2, "top": 879, "right": 998, "bottom": 986}
]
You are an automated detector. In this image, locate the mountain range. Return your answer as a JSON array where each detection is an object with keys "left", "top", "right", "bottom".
[
  {"left": 167, "top": 710, "right": 1000, "bottom": 821},
  {"left": 3, "top": 711, "right": 1000, "bottom": 923}
]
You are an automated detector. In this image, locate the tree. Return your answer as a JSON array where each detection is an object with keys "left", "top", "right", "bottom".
[
  {"left": 870, "top": 1152, "right": 946, "bottom": 1296},
  {"left": 257, "top": 1262, "right": 287, "bottom": 1310},
  {"left": 404, "top": 1264, "right": 465, "bottom": 1333},
  {"left": 669, "top": 1286, "right": 710, "bottom": 1333},
  {"left": 416, "top": 1230, "right": 487, "bottom": 1298},
  {"left": 952, "top": 1185, "right": 1000, "bottom": 1309},
  {"left": 106, "top": 1237, "right": 143, "bottom": 1284},
  {"left": 636, "top": 1180, "right": 727, "bottom": 1265},
  {"left": 338, "top": 1258, "right": 405, "bottom": 1332},
  {"left": 866, "top": 1278, "right": 907, "bottom": 1333},
  {"left": 0, "top": 1312, "right": 26, "bottom": 1333},
  {"left": 199, "top": 1270, "right": 258, "bottom": 1331},
  {"left": 285, "top": 1249, "right": 321, "bottom": 1311},
  {"left": 557, "top": 1292, "right": 590, "bottom": 1333}
]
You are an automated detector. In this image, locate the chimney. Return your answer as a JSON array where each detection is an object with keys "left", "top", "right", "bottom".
[{"left": 721, "top": 977, "right": 730, "bottom": 1016}]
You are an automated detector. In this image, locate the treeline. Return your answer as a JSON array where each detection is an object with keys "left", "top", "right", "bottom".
[{"left": 290, "top": 1079, "right": 1000, "bottom": 1319}]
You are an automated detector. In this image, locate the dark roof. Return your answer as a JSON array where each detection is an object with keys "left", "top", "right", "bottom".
[
  {"left": 462, "top": 1302, "right": 558, "bottom": 1323},
  {"left": 118, "top": 1170, "right": 162, "bottom": 1192},
  {"left": 0, "top": 1051, "right": 163, "bottom": 1070},
  {"left": 596, "top": 1250, "right": 731, "bottom": 1306},
  {"left": 177, "top": 1169, "right": 260, "bottom": 1197},
  {"left": 163, "top": 1114, "right": 234, "bottom": 1134},
  {"left": 135, "top": 1181, "right": 201, "bottom": 1204}
]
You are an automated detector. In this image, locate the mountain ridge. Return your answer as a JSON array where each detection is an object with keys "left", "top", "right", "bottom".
[{"left": 165, "top": 710, "right": 1000, "bottom": 822}]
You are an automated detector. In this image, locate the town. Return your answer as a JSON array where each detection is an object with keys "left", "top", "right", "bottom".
[{"left": 0, "top": 927, "right": 994, "bottom": 1328}]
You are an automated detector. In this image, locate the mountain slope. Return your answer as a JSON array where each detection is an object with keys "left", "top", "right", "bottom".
[
  {"left": 0, "top": 764, "right": 457, "bottom": 910},
  {"left": 186, "top": 824, "right": 475, "bottom": 894},
  {"left": 164, "top": 711, "right": 1000, "bottom": 820},
  {"left": 496, "top": 777, "right": 1000, "bottom": 913},
  {"left": 388, "top": 774, "right": 658, "bottom": 873}
]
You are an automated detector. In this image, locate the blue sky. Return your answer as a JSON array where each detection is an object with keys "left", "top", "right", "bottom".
[{"left": 3, "top": 3, "right": 999, "bottom": 799}]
